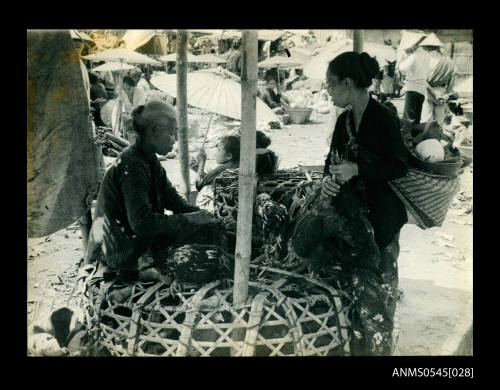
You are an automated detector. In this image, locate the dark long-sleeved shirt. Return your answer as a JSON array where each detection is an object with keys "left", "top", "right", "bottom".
[
  {"left": 85, "top": 144, "right": 199, "bottom": 270},
  {"left": 324, "top": 98, "right": 408, "bottom": 249},
  {"left": 261, "top": 88, "right": 283, "bottom": 109}
]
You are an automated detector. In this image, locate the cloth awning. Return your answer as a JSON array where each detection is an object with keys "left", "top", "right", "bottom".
[
  {"left": 70, "top": 30, "right": 95, "bottom": 46},
  {"left": 28, "top": 30, "right": 102, "bottom": 237},
  {"left": 121, "top": 30, "right": 157, "bottom": 51}
]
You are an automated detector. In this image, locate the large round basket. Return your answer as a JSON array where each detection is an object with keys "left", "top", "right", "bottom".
[
  {"left": 407, "top": 152, "right": 463, "bottom": 177},
  {"left": 80, "top": 265, "right": 352, "bottom": 356}
]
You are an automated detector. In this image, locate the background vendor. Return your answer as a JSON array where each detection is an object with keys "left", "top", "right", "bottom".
[{"left": 261, "top": 75, "right": 290, "bottom": 115}]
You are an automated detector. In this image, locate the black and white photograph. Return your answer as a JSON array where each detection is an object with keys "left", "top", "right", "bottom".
[{"left": 27, "top": 29, "right": 473, "bottom": 358}]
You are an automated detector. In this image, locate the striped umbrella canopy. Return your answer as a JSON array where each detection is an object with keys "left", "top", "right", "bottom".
[
  {"left": 303, "top": 39, "right": 397, "bottom": 80},
  {"left": 83, "top": 48, "right": 160, "bottom": 65},
  {"left": 150, "top": 69, "right": 278, "bottom": 123},
  {"left": 92, "top": 61, "right": 136, "bottom": 72}
]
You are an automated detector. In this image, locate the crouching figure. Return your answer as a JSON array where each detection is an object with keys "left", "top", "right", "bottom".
[{"left": 84, "top": 101, "right": 222, "bottom": 284}]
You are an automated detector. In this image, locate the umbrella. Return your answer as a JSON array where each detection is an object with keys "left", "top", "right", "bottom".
[
  {"left": 92, "top": 61, "right": 136, "bottom": 72},
  {"left": 258, "top": 55, "right": 304, "bottom": 86},
  {"left": 258, "top": 55, "right": 304, "bottom": 68},
  {"left": 196, "top": 54, "right": 227, "bottom": 63},
  {"left": 199, "top": 30, "right": 286, "bottom": 42},
  {"left": 83, "top": 49, "right": 159, "bottom": 134},
  {"left": 159, "top": 53, "right": 202, "bottom": 63},
  {"left": 82, "top": 48, "right": 160, "bottom": 65},
  {"left": 150, "top": 69, "right": 278, "bottom": 124},
  {"left": 303, "top": 39, "right": 397, "bottom": 80}
]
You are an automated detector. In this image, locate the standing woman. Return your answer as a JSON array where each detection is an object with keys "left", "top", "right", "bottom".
[
  {"left": 112, "top": 76, "right": 146, "bottom": 134},
  {"left": 323, "top": 52, "right": 409, "bottom": 355}
]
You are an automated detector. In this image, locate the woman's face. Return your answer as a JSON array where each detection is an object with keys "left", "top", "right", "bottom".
[
  {"left": 268, "top": 79, "right": 277, "bottom": 89},
  {"left": 150, "top": 117, "right": 177, "bottom": 156},
  {"left": 215, "top": 141, "right": 231, "bottom": 164},
  {"left": 326, "top": 72, "right": 350, "bottom": 108}
]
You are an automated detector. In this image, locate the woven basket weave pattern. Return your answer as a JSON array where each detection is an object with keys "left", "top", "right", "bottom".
[
  {"left": 81, "top": 266, "right": 352, "bottom": 356},
  {"left": 390, "top": 168, "right": 460, "bottom": 229}
]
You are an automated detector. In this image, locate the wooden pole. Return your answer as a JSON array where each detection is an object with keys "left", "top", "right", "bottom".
[
  {"left": 201, "top": 112, "right": 214, "bottom": 150},
  {"left": 231, "top": 30, "right": 257, "bottom": 355},
  {"left": 176, "top": 30, "right": 191, "bottom": 201},
  {"left": 353, "top": 30, "right": 364, "bottom": 53}
]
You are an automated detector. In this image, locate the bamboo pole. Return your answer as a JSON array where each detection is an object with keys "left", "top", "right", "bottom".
[
  {"left": 353, "top": 30, "right": 364, "bottom": 53},
  {"left": 176, "top": 30, "right": 191, "bottom": 201},
  {"left": 231, "top": 30, "right": 258, "bottom": 355}
]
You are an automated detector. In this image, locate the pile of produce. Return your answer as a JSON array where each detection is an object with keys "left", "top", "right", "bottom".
[
  {"left": 283, "top": 88, "right": 331, "bottom": 114},
  {"left": 284, "top": 89, "right": 314, "bottom": 109},
  {"left": 94, "top": 127, "right": 130, "bottom": 157},
  {"left": 400, "top": 119, "right": 471, "bottom": 167}
]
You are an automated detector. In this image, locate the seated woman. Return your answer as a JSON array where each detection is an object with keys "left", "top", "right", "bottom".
[
  {"left": 261, "top": 76, "right": 290, "bottom": 115},
  {"left": 255, "top": 131, "right": 278, "bottom": 175},
  {"left": 84, "top": 101, "right": 219, "bottom": 283}
]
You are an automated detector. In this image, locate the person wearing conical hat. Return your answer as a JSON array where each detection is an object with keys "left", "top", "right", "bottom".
[
  {"left": 398, "top": 34, "right": 432, "bottom": 124},
  {"left": 419, "top": 33, "right": 456, "bottom": 125}
]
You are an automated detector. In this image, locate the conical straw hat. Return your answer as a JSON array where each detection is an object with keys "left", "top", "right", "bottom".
[{"left": 419, "top": 33, "right": 444, "bottom": 47}]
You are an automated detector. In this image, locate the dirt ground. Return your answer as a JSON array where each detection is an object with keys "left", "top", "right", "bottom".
[{"left": 27, "top": 97, "right": 473, "bottom": 355}]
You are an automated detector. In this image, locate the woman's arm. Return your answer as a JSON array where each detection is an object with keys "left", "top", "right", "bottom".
[
  {"left": 158, "top": 168, "right": 199, "bottom": 214},
  {"left": 196, "top": 165, "right": 228, "bottom": 191},
  {"left": 119, "top": 162, "right": 189, "bottom": 236}
]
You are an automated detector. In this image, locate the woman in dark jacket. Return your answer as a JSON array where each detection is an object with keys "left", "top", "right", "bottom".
[
  {"left": 322, "top": 52, "right": 408, "bottom": 355},
  {"left": 84, "top": 101, "right": 218, "bottom": 283}
]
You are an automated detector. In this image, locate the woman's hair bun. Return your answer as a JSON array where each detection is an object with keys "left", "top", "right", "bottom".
[{"left": 359, "top": 52, "right": 380, "bottom": 81}]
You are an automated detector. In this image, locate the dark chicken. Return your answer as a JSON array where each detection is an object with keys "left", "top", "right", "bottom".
[
  {"left": 254, "top": 193, "right": 289, "bottom": 264},
  {"left": 157, "top": 244, "right": 234, "bottom": 285},
  {"left": 291, "top": 178, "right": 381, "bottom": 278}
]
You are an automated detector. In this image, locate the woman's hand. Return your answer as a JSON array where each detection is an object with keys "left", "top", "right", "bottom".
[
  {"left": 330, "top": 161, "right": 359, "bottom": 184},
  {"left": 321, "top": 175, "right": 340, "bottom": 198}
]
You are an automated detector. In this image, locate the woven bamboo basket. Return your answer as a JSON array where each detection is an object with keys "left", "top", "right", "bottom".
[
  {"left": 212, "top": 168, "right": 323, "bottom": 219},
  {"left": 79, "top": 264, "right": 352, "bottom": 356}
]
